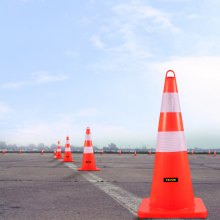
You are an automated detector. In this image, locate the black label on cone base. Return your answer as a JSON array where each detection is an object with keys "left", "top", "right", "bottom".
[{"left": 164, "top": 178, "right": 178, "bottom": 182}]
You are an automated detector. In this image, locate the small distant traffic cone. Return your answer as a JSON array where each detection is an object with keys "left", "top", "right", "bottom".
[
  {"left": 148, "top": 149, "right": 152, "bottom": 155},
  {"left": 19, "top": 149, "right": 22, "bottom": 154},
  {"left": 56, "top": 140, "right": 62, "bottom": 159},
  {"left": 214, "top": 151, "right": 217, "bottom": 157},
  {"left": 119, "top": 149, "right": 122, "bottom": 156},
  {"left": 191, "top": 149, "right": 194, "bottom": 155},
  {"left": 138, "top": 70, "right": 208, "bottom": 218},
  {"left": 78, "top": 127, "right": 100, "bottom": 171},
  {"left": 63, "top": 136, "right": 74, "bottom": 162},
  {"left": 134, "top": 150, "right": 137, "bottom": 156},
  {"left": 2, "top": 149, "right": 6, "bottom": 155},
  {"left": 41, "top": 149, "right": 44, "bottom": 155},
  {"left": 101, "top": 148, "right": 104, "bottom": 155},
  {"left": 208, "top": 150, "right": 211, "bottom": 155}
]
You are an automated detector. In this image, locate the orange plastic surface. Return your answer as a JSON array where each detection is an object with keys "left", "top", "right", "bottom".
[{"left": 158, "top": 112, "right": 184, "bottom": 131}]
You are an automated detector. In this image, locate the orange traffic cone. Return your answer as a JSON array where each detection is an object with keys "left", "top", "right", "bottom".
[
  {"left": 78, "top": 127, "right": 100, "bottom": 171},
  {"left": 101, "top": 148, "right": 104, "bottom": 155},
  {"left": 2, "top": 149, "right": 6, "bottom": 155},
  {"left": 56, "top": 140, "right": 62, "bottom": 159},
  {"left": 191, "top": 149, "right": 194, "bottom": 155},
  {"left": 214, "top": 151, "right": 217, "bottom": 157},
  {"left": 208, "top": 150, "right": 211, "bottom": 155},
  {"left": 19, "top": 149, "right": 22, "bottom": 154},
  {"left": 148, "top": 149, "right": 152, "bottom": 155},
  {"left": 138, "top": 70, "right": 208, "bottom": 219},
  {"left": 134, "top": 150, "right": 137, "bottom": 156},
  {"left": 63, "top": 136, "right": 74, "bottom": 162},
  {"left": 119, "top": 149, "right": 122, "bottom": 156},
  {"left": 41, "top": 149, "right": 44, "bottom": 155}
]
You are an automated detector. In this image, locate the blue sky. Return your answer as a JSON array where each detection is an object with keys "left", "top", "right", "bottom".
[{"left": 0, "top": 0, "right": 220, "bottom": 148}]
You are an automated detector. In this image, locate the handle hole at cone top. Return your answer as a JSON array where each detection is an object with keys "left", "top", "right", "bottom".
[{"left": 166, "top": 70, "right": 175, "bottom": 78}]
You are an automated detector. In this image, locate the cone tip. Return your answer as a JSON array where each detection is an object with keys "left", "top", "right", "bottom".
[
  {"left": 166, "top": 70, "right": 175, "bottom": 77},
  {"left": 164, "top": 69, "right": 178, "bottom": 93}
]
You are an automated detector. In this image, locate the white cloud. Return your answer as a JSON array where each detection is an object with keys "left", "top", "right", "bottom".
[
  {"left": 1, "top": 81, "right": 29, "bottom": 89},
  {"left": 113, "top": 1, "right": 180, "bottom": 33},
  {"left": 33, "top": 71, "right": 68, "bottom": 83},
  {"left": 65, "top": 49, "right": 79, "bottom": 57},
  {"left": 90, "top": 35, "right": 105, "bottom": 50},
  {"left": 6, "top": 107, "right": 148, "bottom": 147},
  {"left": 0, "top": 72, "right": 68, "bottom": 89},
  {"left": 89, "top": 0, "right": 96, "bottom": 4},
  {"left": 88, "top": 0, "right": 179, "bottom": 74},
  {"left": 186, "top": 14, "right": 199, "bottom": 20},
  {"left": 7, "top": 107, "right": 100, "bottom": 145},
  {"left": 9, "top": 120, "right": 146, "bottom": 147},
  {"left": 0, "top": 102, "right": 12, "bottom": 119},
  {"left": 8, "top": 118, "right": 76, "bottom": 146},
  {"left": 108, "top": 0, "right": 180, "bottom": 56},
  {"left": 19, "top": 0, "right": 45, "bottom": 3},
  {"left": 74, "top": 108, "right": 100, "bottom": 117},
  {"left": 20, "top": 0, "right": 32, "bottom": 2}
]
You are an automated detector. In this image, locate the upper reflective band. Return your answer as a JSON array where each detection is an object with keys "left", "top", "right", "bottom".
[
  {"left": 65, "top": 148, "right": 71, "bottom": 152},
  {"left": 84, "top": 146, "right": 94, "bottom": 153},
  {"left": 161, "top": 93, "right": 181, "bottom": 112},
  {"left": 57, "top": 148, "right": 61, "bottom": 152},
  {"left": 156, "top": 131, "right": 186, "bottom": 152},
  {"left": 66, "top": 140, "right": 70, "bottom": 144},
  {"left": 85, "top": 134, "right": 91, "bottom": 140}
]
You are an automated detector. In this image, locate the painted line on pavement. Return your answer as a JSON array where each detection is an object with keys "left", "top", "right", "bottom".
[
  {"left": 64, "top": 163, "right": 141, "bottom": 216},
  {"left": 62, "top": 162, "right": 186, "bottom": 220}
]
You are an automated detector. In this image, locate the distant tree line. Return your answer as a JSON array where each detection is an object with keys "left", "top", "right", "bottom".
[
  {"left": 0, "top": 141, "right": 152, "bottom": 152},
  {"left": 1, "top": 141, "right": 217, "bottom": 152}
]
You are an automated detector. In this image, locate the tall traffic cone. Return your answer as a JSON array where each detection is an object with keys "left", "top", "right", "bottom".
[
  {"left": 208, "top": 150, "right": 211, "bottom": 155},
  {"left": 78, "top": 127, "right": 100, "bottom": 171},
  {"left": 138, "top": 70, "right": 208, "bottom": 218},
  {"left": 41, "top": 149, "right": 44, "bottom": 155},
  {"left": 56, "top": 140, "right": 62, "bottom": 159},
  {"left": 134, "top": 150, "right": 137, "bottom": 156},
  {"left": 2, "top": 149, "right": 6, "bottom": 155},
  {"left": 63, "top": 136, "right": 74, "bottom": 162}
]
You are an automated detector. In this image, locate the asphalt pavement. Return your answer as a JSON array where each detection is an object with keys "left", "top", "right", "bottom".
[{"left": 0, "top": 153, "right": 219, "bottom": 220}]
